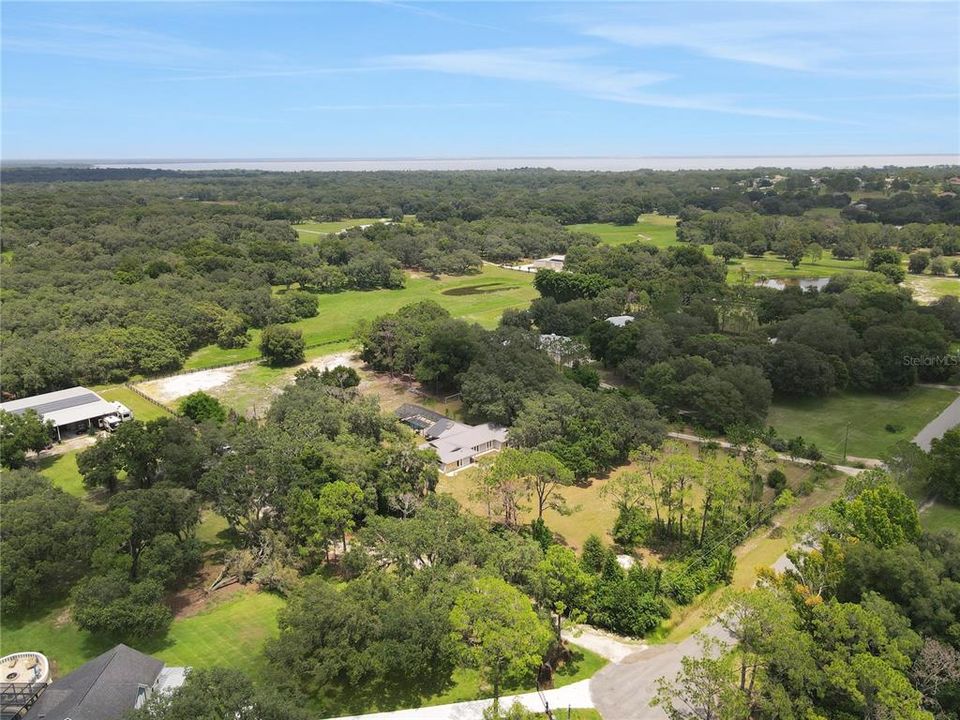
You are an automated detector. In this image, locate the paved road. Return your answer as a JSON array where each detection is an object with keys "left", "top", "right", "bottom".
[
  {"left": 667, "top": 432, "right": 867, "bottom": 476},
  {"left": 330, "top": 680, "right": 593, "bottom": 720},
  {"left": 589, "top": 624, "right": 731, "bottom": 720},
  {"left": 913, "top": 393, "right": 960, "bottom": 451}
]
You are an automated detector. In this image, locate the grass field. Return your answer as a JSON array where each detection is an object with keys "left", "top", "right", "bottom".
[
  {"left": 767, "top": 387, "right": 958, "bottom": 463},
  {"left": 93, "top": 384, "right": 173, "bottom": 420},
  {"left": 183, "top": 266, "right": 537, "bottom": 370},
  {"left": 726, "top": 251, "right": 868, "bottom": 283},
  {"left": 0, "top": 589, "right": 285, "bottom": 679},
  {"left": 36, "top": 450, "right": 86, "bottom": 498},
  {"left": 921, "top": 501, "right": 960, "bottom": 533},
  {"left": 569, "top": 215, "right": 679, "bottom": 248},
  {"left": 293, "top": 218, "right": 386, "bottom": 243},
  {"left": 439, "top": 445, "right": 815, "bottom": 552},
  {"left": 905, "top": 274, "right": 960, "bottom": 303}
]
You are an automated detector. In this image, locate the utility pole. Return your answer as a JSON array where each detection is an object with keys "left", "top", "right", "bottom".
[{"left": 842, "top": 423, "right": 849, "bottom": 463}]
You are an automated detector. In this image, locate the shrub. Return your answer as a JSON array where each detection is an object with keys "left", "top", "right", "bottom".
[
  {"left": 766, "top": 468, "right": 787, "bottom": 492},
  {"left": 612, "top": 506, "right": 648, "bottom": 548},
  {"left": 259, "top": 325, "right": 305, "bottom": 366}
]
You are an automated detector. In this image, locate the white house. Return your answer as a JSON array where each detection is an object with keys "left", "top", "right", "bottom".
[{"left": 395, "top": 404, "right": 507, "bottom": 473}]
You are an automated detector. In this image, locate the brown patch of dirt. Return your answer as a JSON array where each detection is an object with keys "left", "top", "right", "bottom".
[
  {"left": 167, "top": 562, "right": 256, "bottom": 619},
  {"left": 53, "top": 607, "right": 73, "bottom": 628},
  {"left": 358, "top": 368, "right": 463, "bottom": 418}
]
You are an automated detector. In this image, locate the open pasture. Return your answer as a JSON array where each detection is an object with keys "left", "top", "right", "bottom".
[
  {"left": 293, "top": 218, "right": 387, "bottom": 243},
  {"left": 767, "top": 387, "right": 958, "bottom": 463},
  {"left": 569, "top": 215, "right": 679, "bottom": 248},
  {"left": 182, "top": 265, "right": 536, "bottom": 370}
]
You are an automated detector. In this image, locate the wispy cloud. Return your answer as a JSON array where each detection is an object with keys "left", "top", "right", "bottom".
[
  {"left": 369, "top": 0, "right": 507, "bottom": 34},
  {"left": 3, "top": 21, "right": 302, "bottom": 78},
  {"left": 377, "top": 47, "right": 829, "bottom": 120},
  {"left": 574, "top": 4, "right": 958, "bottom": 83},
  {"left": 381, "top": 47, "right": 668, "bottom": 96},
  {"left": 286, "top": 101, "right": 504, "bottom": 112}
]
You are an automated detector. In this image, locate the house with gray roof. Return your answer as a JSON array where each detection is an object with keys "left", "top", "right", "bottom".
[
  {"left": 25, "top": 645, "right": 185, "bottom": 720},
  {"left": 395, "top": 404, "right": 507, "bottom": 473}
]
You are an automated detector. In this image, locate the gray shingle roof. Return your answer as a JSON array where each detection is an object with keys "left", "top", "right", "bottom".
[
  {"left": 27, "top": 644, "right": 163, "bottom": 720},
  {"left": 394, "top": 403, "right": 446, "bottom": 425}
]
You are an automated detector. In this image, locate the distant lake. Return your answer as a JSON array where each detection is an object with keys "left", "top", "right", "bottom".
[
  {"left": 755, "top": 277, "right": 832, "bottom": 291},
  {"left": 91, "top": 154, "right": 960, "bottom": 172}
]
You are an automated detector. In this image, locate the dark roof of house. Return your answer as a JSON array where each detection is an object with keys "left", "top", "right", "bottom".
[
  {"left": 27, "top": 645, "right": 163, "bottom": 720},
  {"left": 424, "top": 418, "right": 456, "bottom": 439},
  {"left": 394, "top": 403, "right": 446, "bottom": 425}
]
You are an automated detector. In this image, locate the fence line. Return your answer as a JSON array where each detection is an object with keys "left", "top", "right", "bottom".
[
  {"left": 139, "top": 335, "right": 358, "bottom": 382},
  {"left": 122, "top": 382, "right": 177, "bottom": 414}
]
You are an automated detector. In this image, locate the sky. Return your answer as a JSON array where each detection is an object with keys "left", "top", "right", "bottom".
[{"left": 2, "top": 1, "right": 958, "bottom": 160}]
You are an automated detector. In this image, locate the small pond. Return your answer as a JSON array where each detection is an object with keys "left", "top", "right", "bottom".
[
  {"left": 441, "top": 282, "right": 517, "bottom": 296},
  {"left": 754, "top": 277, "right": 831, "bottom": 292}
]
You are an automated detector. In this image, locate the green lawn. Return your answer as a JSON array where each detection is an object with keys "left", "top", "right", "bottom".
[
  {"left": 726, "top": 250, "right": 869, "bottom": 283},
  {"left": 183, "top": 265, "right": 537, "bottom": 370},
  {"left": 767, "top": 387, "right": 958, "bottom": 463},
  {"left": 36, "top": 450, "right": 85, "bottom": 498},
  {"left": 150, "top": 591, "right": 285, "bottom": 677},
  {"left": 94, "top": 384, "right": 173, "bottom": 420},
  {"left": 421, "top": 643, "right": 605, "bottom": 708},
  {"left": 3, "top": 591, "right": 601, "bottom": 714},
  {"left": 294, "top": 218, "right": 386, "bottom": 243},
  {"left": 921, "top": 501, "right": 960, "bottom": 533},
  {"left": 0, "top": 590, "right": 285, "bottom": 679},
  {"left": 569, "top": 215, "right": 679, "bottom": 248}
]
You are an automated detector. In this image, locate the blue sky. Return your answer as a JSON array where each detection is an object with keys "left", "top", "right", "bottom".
[{"left": 2, "top": 1, "right": 958, "bottom": 159}]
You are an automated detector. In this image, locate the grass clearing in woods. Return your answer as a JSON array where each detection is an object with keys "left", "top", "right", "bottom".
[
  {"left": 766, "top": 387, "right": 958, "bottom": 463},
  {"left": 182, "top": 265, "right": 537, "bottom": 370}
]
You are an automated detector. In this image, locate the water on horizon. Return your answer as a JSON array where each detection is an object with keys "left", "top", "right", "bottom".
[{"left": 90, "top": 154, "right": 959, "bottom": 172}]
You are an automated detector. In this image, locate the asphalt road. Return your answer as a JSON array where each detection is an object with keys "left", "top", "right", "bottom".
[
  {"left": 913, "top": 394, "right": 960, "bottom": 451},
  {"left": 589, "top": 623, "right": 731, "bottom": 720}
]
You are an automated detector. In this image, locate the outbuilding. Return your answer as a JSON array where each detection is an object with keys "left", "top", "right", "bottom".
[{"left": 0, "top": 387, "right": 132, "bottom": 441}]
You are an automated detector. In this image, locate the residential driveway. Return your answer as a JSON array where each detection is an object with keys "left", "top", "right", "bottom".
[
  {"left": 913, "top": 393, "right": 960, "bottom": 451},
  {"left": 588, "top": 623, "right": 730, "bottom": 720}
]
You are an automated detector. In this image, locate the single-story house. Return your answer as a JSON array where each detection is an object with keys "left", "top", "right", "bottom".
[
  {"left": 0, "top": 387, "right": 132, "bottom": 441},
  {"left": 606, "top": 315, "right": 635, "bottom": 327},
  {"left": 530, "top": 255, "right": 566, "bottom": 271},
  {"left": 25, "top": 644, "right": 186, "bottom": 720},
  {"left": 395, "top": 404, "right": 508, "bottom": 473}
]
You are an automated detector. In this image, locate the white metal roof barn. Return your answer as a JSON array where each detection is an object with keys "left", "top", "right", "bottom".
[{"left": 0, "top": 386, "right": 121, "bottom": 440}]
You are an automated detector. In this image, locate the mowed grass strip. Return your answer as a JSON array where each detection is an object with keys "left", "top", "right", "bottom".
[
  {"left": 94, "top": 384, "right": 173, "bottom": 420},
  {"left": 294, "top": 218, "right": 386, "bottom": 243},
  {"left": 183, "top": 266, "right": 537, "bottom": 370},
  {"left": 767, "top": 387, "right": 958, "bottom": 463}
]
